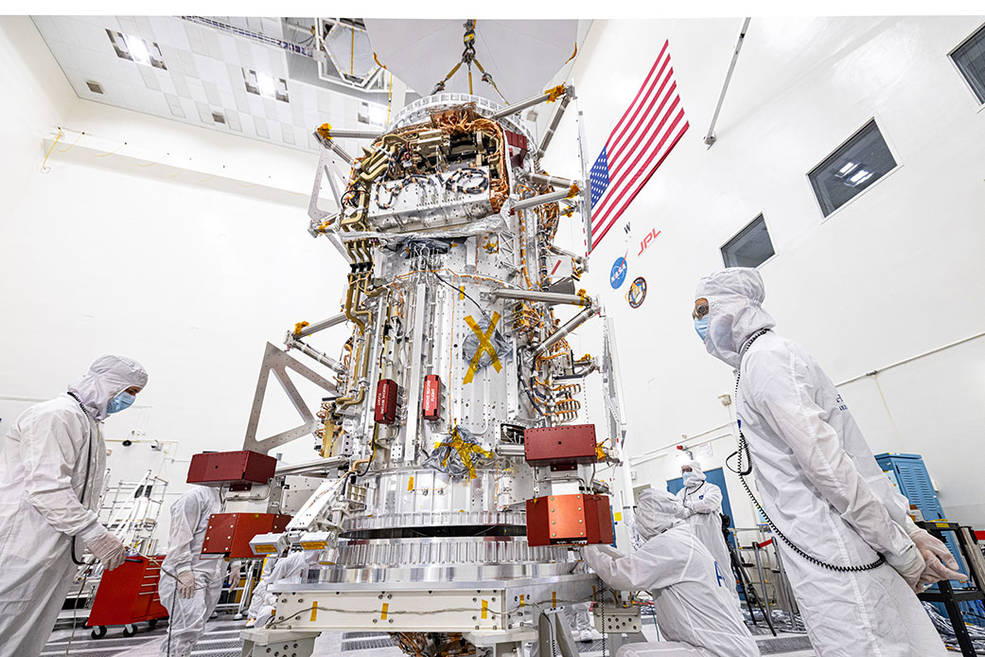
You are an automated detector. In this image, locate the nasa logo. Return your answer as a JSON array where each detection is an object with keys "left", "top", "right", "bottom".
[
  {"left": 610, "top": 257, "right": 628, "bottom": 289},
  {"left": 626, "top": 277, "right": 647, "bottom": 308}
]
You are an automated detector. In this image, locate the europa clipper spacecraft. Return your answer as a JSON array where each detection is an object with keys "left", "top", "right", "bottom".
[{"left": 187, "top": 82, "right": 638, "bottom": 655}]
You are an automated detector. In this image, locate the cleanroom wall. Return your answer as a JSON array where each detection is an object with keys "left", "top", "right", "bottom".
[
  {"left": 544, "top": 16, "right": 985, "bottom": 529},
  {"left": 0, "top": 18, "right": 351, "bottom": 531}
]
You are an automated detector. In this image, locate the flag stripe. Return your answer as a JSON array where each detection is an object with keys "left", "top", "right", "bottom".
[
  {"left": 606, "top": 56, "right": 672, "bottom": 167},
  {"left": 604, "top": 41, "right": 669, "bottom": 153},
  {"left": 592, "top": 95, "right": 681, "bottom": 230},
  {"left": 592, "top": 113, "right": 688, "bottom": 249},
  {"left": 588, "top": 40, "right": 689, "bottom": 252},
  {"left": 608, "top": 78, "right": 677, "bottom": 179},
  {"left": 594, "top": 110, "right": 687, "bottom": 246}
]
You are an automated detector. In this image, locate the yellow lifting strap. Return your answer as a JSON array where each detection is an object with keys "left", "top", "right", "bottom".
[
  {"left": 316, "top": 123, "right": 333, "bottom": 141},
  {"left": 373, "top": 52, "right": 387, "bottom": 69},
  {"left": 292, "top": 321, "right": 310, "bottom": 336},
  {"left": 566, "top": 182, "right": 581, "bottom": 199},
  {"left": 565, "top": 42, "right": 578, "bottom": 64},
  {"left": 545, "top": 84, "right": 567, "bottom": 103},
  {"left": 463, "top": 311, "right": 502, "bottom": 384},
  {"left": 434, "top": 425, "right": 493, "bottom": 479}
]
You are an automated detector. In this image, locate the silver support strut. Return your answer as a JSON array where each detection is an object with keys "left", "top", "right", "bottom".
[
  {"left": 511, "top": 187, "right": 578, "bottom": 213},
  {"left": 534, "top": 306, "right": 598, "bottom": 357},
  {"left": 285, "top": 335, "right": 347, "bottom": 375},
  {"left": 536, "top": 88, "right": 574, "bottom": 159},
  {"left": 296, "top": 313, "right": 348, "bottom": 339},
  {"left": 524, "top": 171, "right": 574, "bottom": 188},
  {"left": 703, "top": 17, "right": 752, "bottom": 147},
  {"left": 490, "top": 288, "right": 589, "bottom": 307},
  {"left": 491, "top": 85, "right": 572, "bottom": 119}
]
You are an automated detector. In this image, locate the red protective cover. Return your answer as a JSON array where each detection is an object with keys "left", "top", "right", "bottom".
[
  {"left": 422, "top": 374, "right": 441, "bottom": 420},
  {"left": 186, "top": 450, "right": 277, "bottom": 487},
  {"left": 375, "top": 378, "right": 398, "bottom": 424},
  {"left": 86, "top": 555, "right": 168, "bottom": 627},
  {"left": 201, "top": 513, "right": 292, "bottom": 558},
  {"left": 526, "top": 494, "right": 613, "bottom": 546},
  {"left": 524, "top": 424, "right": 597, "bottom": 465}
]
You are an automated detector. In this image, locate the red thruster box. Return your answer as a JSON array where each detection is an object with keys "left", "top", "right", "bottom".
[
  {"left": 526, "top": 494, "right": 613, "bottom": 546},
  {"left": 201, "top": 512, "right": 292, "bottom": 558},
  {"left": 375, "top": 378, "right": 398, "bottom": 424},
  {"left": 524, "top": 424, "right": 597, "bottom": 465},
  {"left": 422, "top": 374, "right": 441, "bottom": 420},
  {"left": 187, "top": 450, "right": 277, "bottom": 487}
]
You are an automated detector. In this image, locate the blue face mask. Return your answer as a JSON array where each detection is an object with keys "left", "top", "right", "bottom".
[
  {"left": 694, "top": 316, "right": 709, "bottom": 341},
  {"left": 106, "top": 391, "right": 136, "bottom": 414}
]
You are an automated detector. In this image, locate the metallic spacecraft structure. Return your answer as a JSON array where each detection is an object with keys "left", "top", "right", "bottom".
[{"left": 229, "top": 85, "right": 635, "bottom": 656}]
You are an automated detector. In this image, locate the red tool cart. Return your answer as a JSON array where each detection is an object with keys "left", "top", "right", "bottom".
[{"left": 86, "top": 555, "right": 169, "bottom": 639}]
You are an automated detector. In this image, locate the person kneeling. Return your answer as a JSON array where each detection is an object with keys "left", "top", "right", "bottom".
[{"left": 582, "top": 488, "right": 760, "bottom": 657}]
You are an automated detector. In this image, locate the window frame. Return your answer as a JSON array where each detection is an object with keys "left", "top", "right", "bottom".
[
  {"left": 720, "top": 213, "right": 776, "bottom": 269},
  {"left": 805, "top": 117, "right": 903, "bottom": 221},
  {"left": 947, "top": 21, "right": 985, "bottom": 110}
]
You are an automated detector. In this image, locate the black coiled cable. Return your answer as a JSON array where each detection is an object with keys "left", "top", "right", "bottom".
[{"left": 726, "top": 328, "right": 885, "bottom": 573}]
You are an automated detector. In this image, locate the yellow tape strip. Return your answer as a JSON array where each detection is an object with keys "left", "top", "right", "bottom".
[
  {"left": 519, "top": 594, "right": 525, "bottom": 607},
  {"left": 381, "top": 602, "right": 389, "bottom": 620},
  {"left": 434, "top": 426, "right": 494, "bottom": 479},
  {"left": 407, "top": 476, "right": 415, "bottom": 491},
  {"left": 463, "top": 312, "right": 502, "bottom": 384},
  {"left": 552, "top": 591, "right": 557, "bottom": 609},
  {"left": 481, "top": 599, "right": 488, "bottom": 619},
  {"left": 459, "top": 285, "right": 465, "bottom": 301},
  {"left": 310, "top": 601, "right": 318, "bottom": 622}
]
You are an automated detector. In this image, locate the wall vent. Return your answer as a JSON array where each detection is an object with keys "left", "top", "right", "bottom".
[
  {"left": 212, "top": 111, "right": 226, "bottom": 124},
  {"left": 85, "top": 80, "right": 104, "bottom": 94}
]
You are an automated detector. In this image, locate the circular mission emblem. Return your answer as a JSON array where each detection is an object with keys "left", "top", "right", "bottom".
[
  {"left": 626, "top": 276, "right": 647, "bottom": 308},
  {"left": 610, "top": 256, "right": 628, "bottom": 289}
]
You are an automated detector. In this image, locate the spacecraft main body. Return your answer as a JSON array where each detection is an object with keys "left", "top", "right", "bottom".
[{"left": 227, "top": 89, "right": 635, "bottom": 657}]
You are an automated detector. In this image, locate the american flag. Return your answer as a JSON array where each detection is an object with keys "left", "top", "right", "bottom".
[{"left": 588, "top": 41, "right": 689, "bottom": 251}]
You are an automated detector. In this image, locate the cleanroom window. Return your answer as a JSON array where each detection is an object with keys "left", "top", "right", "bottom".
[
  {"left": 721, "top": 214, "right": 775, "bottom": 268},
  {"left": 951, "top": 23, "right": 985, "bottom": 104},
  {"left": 808, "top": 120, "right": 897, "bottom": 217}
]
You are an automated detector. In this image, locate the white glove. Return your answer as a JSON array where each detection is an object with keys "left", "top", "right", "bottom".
[
  {"left": 909, "top": 528, "right": 968, "bottom": 591},
  {"left": 885, "top": 544, "right": 926, "bottom": 592},
  {"left": 177, "top": 570, "right": 196, "bottom": 599},
  {"left": 228, "top": 561, "right": 242, "bottom": 586},
  {"left": 85, "top": 532, "right": 125, "bottom": 571}
]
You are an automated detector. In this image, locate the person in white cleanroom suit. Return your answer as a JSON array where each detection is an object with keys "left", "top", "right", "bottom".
[
  {"left": 693, "top": 267, "right": 966, "bottom": 657},
  {"left": 582, "top": 488, "right": 759, "bottom": 657},
  {"left": 674, "top": 460, "right": 738, "bottom": 603},
  {"left": 246, "top": 550, "right": 321, "bottom": 627},
  {"left": 158, "top": 485, "right": 224, "bottom": 657},
  {"left": 0, "top": 355, "right": 147, "bottom": 657}
]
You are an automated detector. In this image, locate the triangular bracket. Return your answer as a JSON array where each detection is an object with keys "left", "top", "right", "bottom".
[{"left": 242, "top": 342, "right": 338, "bottom": 455}]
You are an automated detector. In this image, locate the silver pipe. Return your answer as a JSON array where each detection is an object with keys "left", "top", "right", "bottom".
[
  {"left": 275, "top": 456, "right": 348, "bottom": 477},
  {"left": 321, "top": 128, "right": 382, "bottom": 140},
  {"left": 704, "top": 17, "right": 751, "bottom": 147},
  {"left": 490, "top": 288, "right": 589, "bottom": 307},
  {"left": 837, "top": 329, "right": 985, "bottom": 387},
  {"left": 536, "top": 92, "right": 573, "bottom": 158},
  {"left": 511, "top": 188, "right": 577, "bottom": 213},
  {"left": 490, "top": 85, "right": 570, "bottom": 119},
  {"left": 286, "top": 336, "right": 346, "bottom": 374},
  {"left": 548, "top": 244, "right": 585, "bottom": 266},
  {"left": 297, "top": 313, "right": 348, "bottom": 338},
  {"left": 327, "top": 140, "right": 353, "bottom": 166},
  {"left": 525, "top": 172, "right": 573, "bottom": 188},
  {"left": 534, "top": 306, "right": 598, "bottom": 357},
  {"left": 495, "top": 443, "right": 526, "bottom": 458}
]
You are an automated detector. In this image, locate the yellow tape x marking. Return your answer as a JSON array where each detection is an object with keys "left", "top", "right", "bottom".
[
  {"left": 434, "top": 426, "right": 493, "bottom": 479},
  {"left": 463, "top": 312, "right": 502, "bottom": 384}
]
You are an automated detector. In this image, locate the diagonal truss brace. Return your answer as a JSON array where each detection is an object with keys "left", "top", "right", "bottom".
[{"left": 243, "top": 342, "right": 338, "bottom": 455}]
